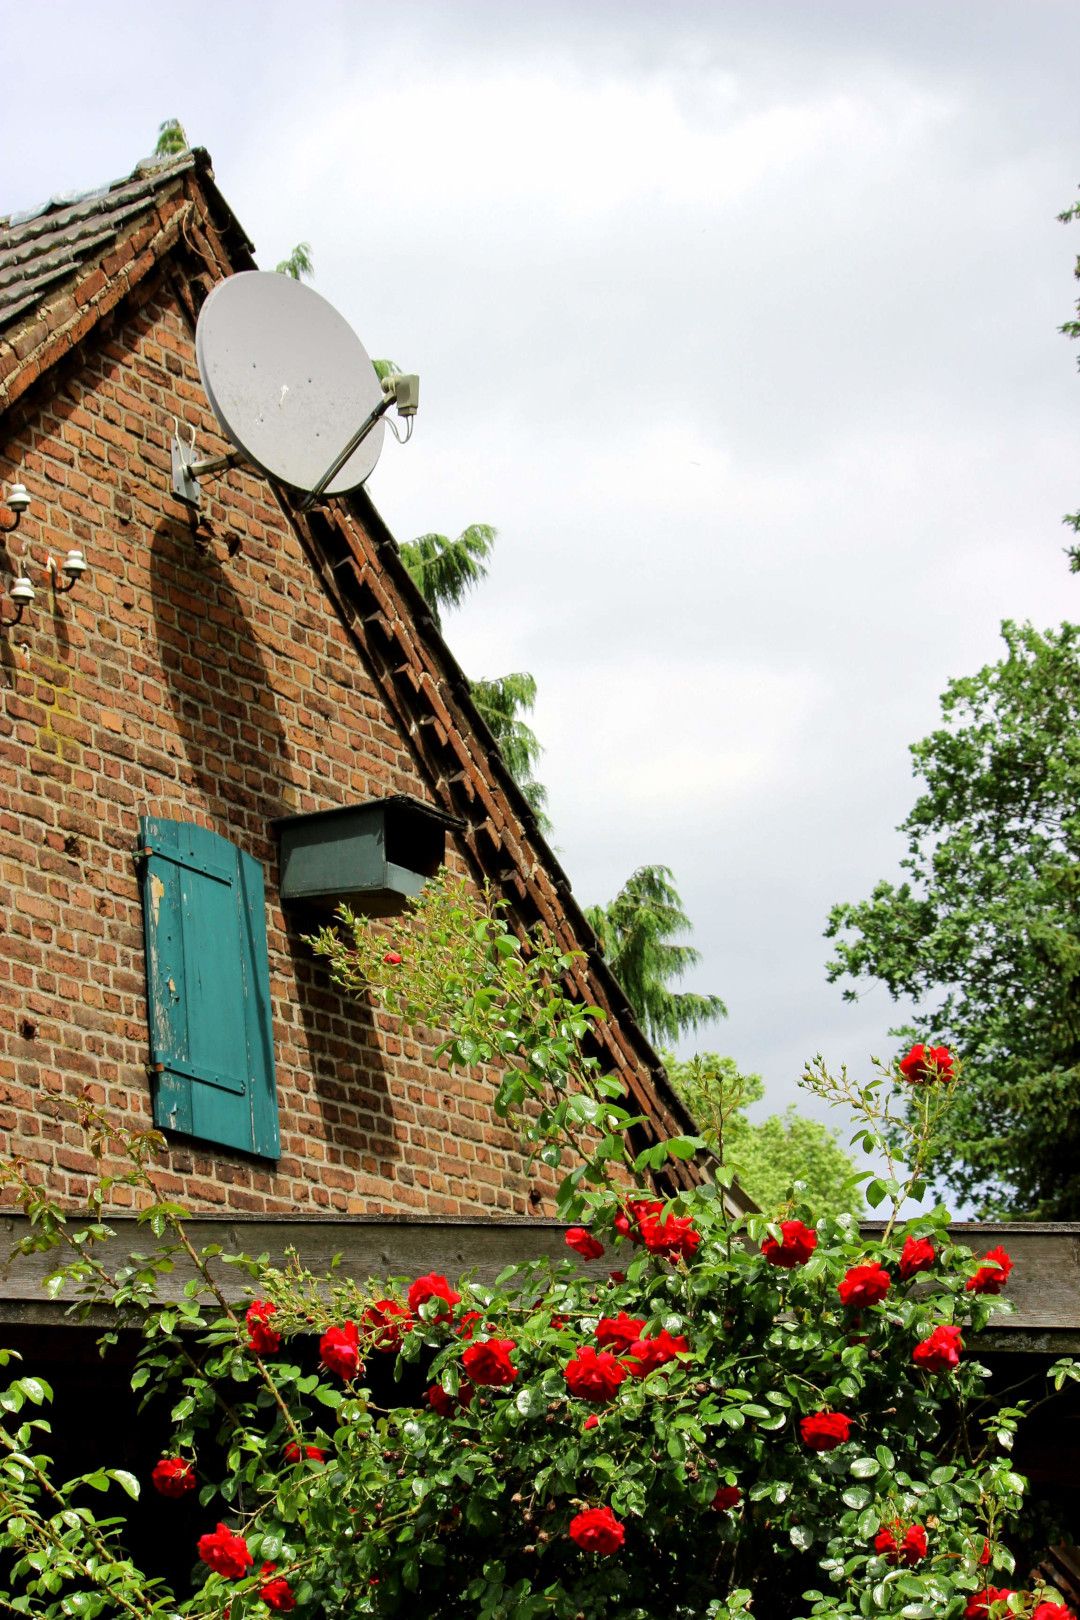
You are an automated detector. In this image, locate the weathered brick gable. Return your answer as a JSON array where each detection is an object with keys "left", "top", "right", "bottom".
[{"left": 0, "top": 269, "right": 548, "bottom": 1217}]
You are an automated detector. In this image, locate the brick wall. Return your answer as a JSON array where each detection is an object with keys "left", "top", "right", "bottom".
[{"left": 0, "top": 267, "right": 558, "bottom": 1219}]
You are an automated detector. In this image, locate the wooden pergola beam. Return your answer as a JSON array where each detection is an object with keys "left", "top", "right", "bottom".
[{"left": 2, "top": 1213, "right": 1079, "bottom": 1347}]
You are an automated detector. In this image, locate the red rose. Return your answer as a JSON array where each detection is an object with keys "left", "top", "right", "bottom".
[
  {"left": 283, "top": 1441, "right": 326, "bottom": 1464},
  {"left": 711, "top": 1484, "right": 741, "bottom": 1512},
  {"left": 407, "top": 1272, "right": 461, "bottom": 1322},
  {"left": 1032, "top": 1604, "right": 1076, "bottom": 1620},
  {"left": 761, "top": 1220, "right": 818, "bottom": 1269},
  {"left": 899, "top": 1043, "right": 954, "bottom": 1084},
  {"left": 462, "top": 1336, "right": 518, "bottom": 1386},
  {"left": 151, "top": 1456, "right": 196, "bottom": 1498},
  {"left": 639, "top": 1209, "right": 701, "bottom": 1261},
  {"left": 564, "top": 1346, "right": 628, "bottom": 1403},
  {"left": 361, "top": 1299, "right": 413, "bottom": 1351},
  {"left": 967, "top": 1246, "right": 1013, "bottom": 1295},
  {"left": 568, "top": 1504, "right": 625, "bottom": 1555},
  {"left": 565, "top": 1226, "right": 604, "bottom": 1260},
  {"left": 608, "top": 1270, "right": 627, "bottom": 1284},
  {"left": 426, "top": 1381, "right": 473, "bottom": 1416},
  {"left": 898, "top": 1235, "right": 936, "bottom": 1278},
  {"left": 456, "top": 1309, "right": 484, "bottom": 1339},
  {"left": 320, "top": 1321, "right": 362, "bottom": 1381},
  {"left": 799, "top": 1411, "right": 851, "bottom": 1451},
  {"left": 426, "top": 1383, "right": 454, "bottom": 1416},
  {"left": 259, "top": 1563, "right": 297, "bottom": 1613},
  {"left": 964, "top": 1589, "right": 1018, "bottom": 1620},
  {"left": 382, "top": 951, "right": 402, "bottom": 965},
  {"left": 614, "top": 1198, "right": 662, "bottom": 1241},
  {"left": 837, "top": 1262, "right": 891, "bottom": 1308},
  {"left": 245, "top": 1300, "right": 281, "bottom": 1356},
  {"left": 197, "top": 1523, "right": 253, "bottom": 1579},
  {"left": 912, "top": 1323, "right": 963, "bottom": 1373},
  {"left": 583, "top": 1414, "right": 600, "bottom": 1430},
  {"left": 874, "top": 1520, "right": 928, "bottom": 1565},
  {"left": 626, "top": 1329, "right": 690, "bottom": 1378},
  {"left": 595, "top": 1312, "right": 646, "bottom": 1353},
  {"left": 979, "top": 1540, "right": 992, "bottom": 1566}
]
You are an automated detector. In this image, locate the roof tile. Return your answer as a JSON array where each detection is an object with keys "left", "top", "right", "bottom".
[{"left": 0, "top": 154, "right": 196, "bottom": 336}]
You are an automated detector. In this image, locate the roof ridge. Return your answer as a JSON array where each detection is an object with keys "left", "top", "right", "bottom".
[
  {"left": 0, "top": 147, "right": 255, "bottom": 369},
  {"left": 0, "top": 150, "right": 196, "bottom": 231}
]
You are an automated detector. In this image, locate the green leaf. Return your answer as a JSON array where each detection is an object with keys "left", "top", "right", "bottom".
[
  {"left": 106, "top": 1470, "right": 139, "bottom": 1499},
  {"left": 664, "top": 1135, "right": 704, "bottom": 1160},
  {"left": 858, "top": 1507, "right": 880, "bottom": 1540}
]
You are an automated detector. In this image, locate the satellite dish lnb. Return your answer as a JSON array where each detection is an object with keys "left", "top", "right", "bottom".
[{"left": 170, "top": 271, "right": 418, "bottom": 511}]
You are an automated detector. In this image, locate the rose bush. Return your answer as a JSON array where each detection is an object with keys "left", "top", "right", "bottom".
[{"left": 1, "top": 873, "right": 1077, "bottom": 1620}]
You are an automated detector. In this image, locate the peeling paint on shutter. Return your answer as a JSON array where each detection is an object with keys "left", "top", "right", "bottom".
[{"left": 137, "top": 818, "right": 280, "bottom": 1159}]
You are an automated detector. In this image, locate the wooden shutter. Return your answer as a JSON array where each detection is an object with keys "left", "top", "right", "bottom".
[{"left": 137, "top": 817, "right": 280, "bottom": 1159}]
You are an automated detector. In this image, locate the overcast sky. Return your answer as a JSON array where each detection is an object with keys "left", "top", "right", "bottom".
[{"left": 3, "top": 2, "right": 1077, "bottom": 1209}]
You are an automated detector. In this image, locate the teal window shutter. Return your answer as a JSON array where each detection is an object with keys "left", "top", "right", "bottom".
[{"left": 137, "top": 817, "right": 280, "bottom": 1159}]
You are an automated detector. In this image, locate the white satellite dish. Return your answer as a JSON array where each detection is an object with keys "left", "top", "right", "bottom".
[{"left": 171, "top": 271, "right": 418, "bottom": 510}]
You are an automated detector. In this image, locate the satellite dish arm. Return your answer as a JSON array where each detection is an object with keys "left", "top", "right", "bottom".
[
  {"left": 298, "top": 372, "right": 418, "bottom": 512},
  {"left": 298, "top": 390, "right": 394, "bottom": 512}
]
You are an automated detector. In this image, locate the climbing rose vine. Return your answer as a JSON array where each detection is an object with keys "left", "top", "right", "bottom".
[{"left": 1, "top": 872, "right": 1077, "bottom": 1620}]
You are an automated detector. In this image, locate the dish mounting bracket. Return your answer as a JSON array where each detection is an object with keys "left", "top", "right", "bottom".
[{"left": 170, "top": 424, "right": 241, "bottom": 510}]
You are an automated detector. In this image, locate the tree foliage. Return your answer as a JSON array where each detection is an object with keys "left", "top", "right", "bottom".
[
  {"left": 396, "top": 524, "right": 549, "bottom": 826},
  {"left": 825, "top": 620, "right": 1080, "bottom": 1217},
  {"left": 665, "top": 1053, "right": 863, "bottom": 1217},
  {"left": 398, "top": 525, "right": 497, "bottom": 631},
  {"left": 154, "top": 118, "right": 188, "bottom": 157},
  {"left": 585, "top": 865, "right": 727, "bottom": 1046},
  {"left": 274, "top": 243, "right": 314, "bottom": 281},
  {"left": 470, "top": 671, "right": 549, "bottom": 824}
]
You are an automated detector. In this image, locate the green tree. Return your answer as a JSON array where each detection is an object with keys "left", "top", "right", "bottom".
[
  {"left": 665, "top": 1051, "right": 863, "bottom": 1216},
  {"left": 470, "top": 671, "right": 548, "bottom": 821},
  {"left": 395, "top": 521, "right": 550, "bottom": 828},
  {"left": 154, "top": 118, "right": 188, "bottom": 157},
  {"left": 398, "top": 526, "right": 497, "bottom": 631},
  {"left": 585, "top": 865, "right": 726, "bottom": 1045},
  {"left": 275, "top": 242, "right": 314, "bottom": 281},
  {"left": 825, "top": 619, "right": 1080, "bottom": 1217}
]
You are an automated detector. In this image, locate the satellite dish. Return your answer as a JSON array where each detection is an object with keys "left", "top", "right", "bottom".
[{"left": 194, "top": 272, "right": 387, "bottom": 496}]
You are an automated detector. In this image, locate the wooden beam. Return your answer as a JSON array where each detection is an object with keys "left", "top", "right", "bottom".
[{"left": 2, "top": 1214, "right": 1079, "bottom": 1346}]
